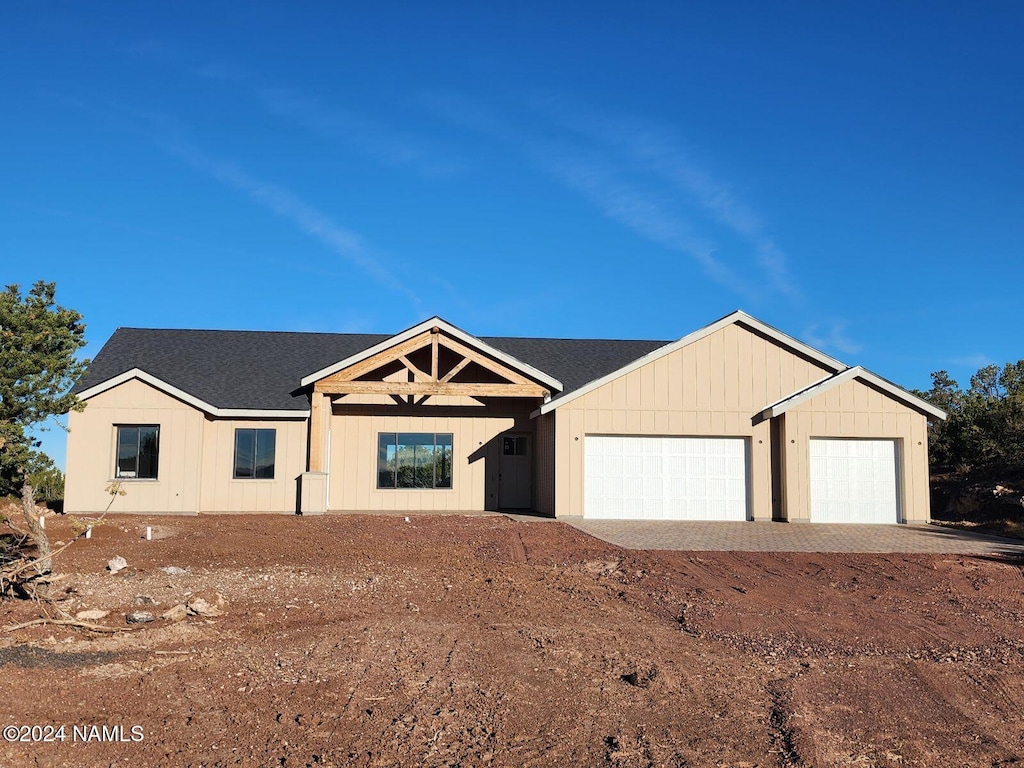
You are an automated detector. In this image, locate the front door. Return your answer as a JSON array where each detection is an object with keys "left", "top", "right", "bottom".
[{"left": 499, "top": 433, "right": 532, "bottom": 509}]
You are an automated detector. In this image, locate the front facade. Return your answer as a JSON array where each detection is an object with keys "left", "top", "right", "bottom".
[{"left": 65, "top": 312, "right": 945, "bottom": 524}]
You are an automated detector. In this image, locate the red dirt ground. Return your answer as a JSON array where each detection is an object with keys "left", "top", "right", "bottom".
[{"left": 2, "top": 513, "right": 1024, "bottom": 768}]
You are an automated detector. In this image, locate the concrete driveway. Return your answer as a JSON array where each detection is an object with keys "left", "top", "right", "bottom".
[{"left": 565, "top": 519, "right": 1024, "bottom": 555}]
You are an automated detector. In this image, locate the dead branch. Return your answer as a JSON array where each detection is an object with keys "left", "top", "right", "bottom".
[{"left": 3, "top": 617, "right": 136, "bottom": 634}]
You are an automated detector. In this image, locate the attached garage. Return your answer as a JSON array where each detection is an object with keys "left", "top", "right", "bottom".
[
  {"left": 809, "top": 438, "right": 900, "bottom": 524},
  {"left": 584, "top": 436, "right": 748, "bottom": 520}
]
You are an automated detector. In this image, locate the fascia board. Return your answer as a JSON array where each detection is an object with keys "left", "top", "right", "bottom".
[
  {"left": 758, "top": 369, "right": 855, "bottom": 420},
  {"left": 76, "top": 369, "right": 310, "bottom": 419},
  {"left": 764, "top": 366, "right": 948, "bottom": 421},
  {"left": 540, "top": 309, "right": 847, "bottom": 415},
  {"left": 300, "top": 316, "right": 563, "bottom": 391}
]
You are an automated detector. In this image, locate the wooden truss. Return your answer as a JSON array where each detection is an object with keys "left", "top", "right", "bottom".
[
  {"left": 307, "top": 326, "right": 549, "bottom": 472},
  {"left": 312, "top": 327, "right": 550, "bottom": 400}
]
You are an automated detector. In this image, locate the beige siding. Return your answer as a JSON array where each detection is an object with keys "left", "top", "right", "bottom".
[
  {"left": 199, "top": 418, "right": 308, "bottom": 513},
  {"left": 780, "top": 378, "right": 932, "bottom": 523},
  {"left": 533, "top": 412, "right": 556, "bottom": 516},
  {"left": 65, "top": 379, "right": 204, "bottom": 514},
  {"left": 327, "top": 405, "right": 534, "bottom": 511},
  {"left": 553, "top": 323, "right": 833, "bottom": 518}
]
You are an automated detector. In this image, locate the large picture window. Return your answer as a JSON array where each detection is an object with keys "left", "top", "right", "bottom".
[
  {"left": 116, "top": 425, "right": 160, "bottom": 479},
  {"left": 234, "top": 428, "right": 276, "bottom": 479},
  {"left": 377, "top": 433, "right": 453, "bottom": 489}
]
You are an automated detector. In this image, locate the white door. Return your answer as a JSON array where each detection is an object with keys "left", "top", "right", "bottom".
[
  {"left": 809, "top": 439, "right": 899, "bottom": 524},
  {"left": 584, "top": 436, "right": 748, "bottom": 520}
]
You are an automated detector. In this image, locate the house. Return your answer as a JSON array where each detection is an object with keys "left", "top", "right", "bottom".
[{"left": 64, "top": 311, "right": 946, "bottom": 523}]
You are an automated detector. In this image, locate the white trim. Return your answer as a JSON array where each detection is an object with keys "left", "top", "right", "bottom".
[
  {"left": 538, "top": 310, "right": 847, "bottom": 415},
  {"left": 76, "top": 368, "right": 311, "bottom": 419},
  {"left": 759, "top": 366, "right": 948, "bottom": 421},
  {"left": 299, "top": 316, "right": 563, "bottom": 391}
]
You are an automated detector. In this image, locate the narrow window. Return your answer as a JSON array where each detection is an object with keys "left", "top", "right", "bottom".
[
  {"left": 234, "top": 428, "right": 276, "bottom": 479},
  {"left": 115, "top": 425, "right": 160, "bottom": 479},
  {"left": 503, "top": 436, "right": 527, "bottom": 456},
  {"left": 377, "top": 433, "right": 453, "bottom": 489}
]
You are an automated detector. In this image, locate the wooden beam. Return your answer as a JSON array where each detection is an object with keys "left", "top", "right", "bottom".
[
  {"left": 440, "top": 356, "right": 472, "bottom": 383},
  {"left": 308, "top": 393, "right": 326, "bottom": 472},
  {"left": 321, "top": 381, "right": 548, "bottom": 398},
  {"left": 431, "top": 329, "right": 439, "bottom": 381},
  {"left": 398, "top": 355, "right": 431, "bottom": 382},
  {"left": 316, "top": 330, "right": 434, "bottom": 386},
  {"left": 439, "top": 333, "right": 538, "bottom": 387}
]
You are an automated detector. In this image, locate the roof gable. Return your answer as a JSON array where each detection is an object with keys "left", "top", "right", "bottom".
[
  {"left": 537, "top": 310, "right": 847, "bottom": 415},
  {"left": 75, "top": 368, "right": 311, "bottom": 417},
  {"left": 758, "top": 366, "right": 948, "bottom": 421},
  {"left": 300, "top": 316, "right": 563, "bottom": 393}
]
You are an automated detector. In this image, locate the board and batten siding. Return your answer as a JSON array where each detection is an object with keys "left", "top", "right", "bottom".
[
  {"left": 779, "top": 377, "right": 931, "bottom": 523},
  {"left": 533, "top": 412, "right": 556, "bottom": 517},
  {"left": 65, "top": 378, "right": 205, "bottom": 514},
  {"left": 553, "top": 323, "right": 834, "bottom": 518},
  {"left": 327, "top": 406, "right": 535, "bottom": 512},
  {"left": 199, "top": 418, "right": 308, "bottom": 513}
]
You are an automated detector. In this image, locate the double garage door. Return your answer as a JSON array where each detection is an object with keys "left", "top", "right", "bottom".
[
  {"left": 584, "top": 436, "right": 749, "bottom": 520},
  {"left": 585, "top": 435, "right": 900, "bottom": 523}
]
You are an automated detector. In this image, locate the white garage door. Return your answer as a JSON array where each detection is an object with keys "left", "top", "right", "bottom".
[
  {"left": 584, "top": 436, "right": 748, "bottom": 520},
  {"left": 809, "top": 439, "right": 900, "bottom": 524}
]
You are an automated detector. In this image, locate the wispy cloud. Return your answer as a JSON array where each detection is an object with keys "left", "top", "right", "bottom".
[
  {"left": 802, "top": 321, "right": 863, "bottom": 356},
  {"left": 539, "top": 106, "right": 803, "bottom": 300},
  {"left": 198, "top": 67, "right": 461, "bottom": 177},
  {"left": 421, "top": 92, "right": 796, "bottom": 303},
  {"left": 948, "top": 353, "right": 995, "bottom": 369},
  {"left": 161, "top": 139, "right": 422, "bottom": 305},
  {"left": 535, "top": 147, "right": 759, "bottom": 300}
]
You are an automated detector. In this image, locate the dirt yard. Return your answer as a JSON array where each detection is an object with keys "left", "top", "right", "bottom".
[{"left": 2, "top": 513, "right": 1023, "bottom": 768}]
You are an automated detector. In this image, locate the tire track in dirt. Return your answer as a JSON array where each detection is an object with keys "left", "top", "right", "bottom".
[
  {"left": 766, "top": 677, "right": 804, "bottom": 767},
  {"left": 905, "top": 660, "right": 1024, "bottom": 762},
  {"left": 907, "top": 659, "right": 1023, "bottom": 763}
]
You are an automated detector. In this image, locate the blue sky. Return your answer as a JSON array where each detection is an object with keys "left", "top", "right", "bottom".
[{"left": 3, "top": 2, "right": 1022, "bottom": 469}]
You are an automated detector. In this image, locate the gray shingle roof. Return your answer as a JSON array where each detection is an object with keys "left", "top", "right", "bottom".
[{"left": 74, "top": 328, "right": 669, "bottom": 412}]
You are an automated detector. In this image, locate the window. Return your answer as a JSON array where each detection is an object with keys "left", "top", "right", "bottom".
[
  {"left": 503, "top": 436, "right": 528, "bottom": 456},
  {"left": 377, "top": 433, "right": 453, "bottom": 489},
  {"left": 234, "top": 428, "right": 276, "bottom": 479},
  {"left": 116, "top": 425, "right": 160, "bottom": 479}
]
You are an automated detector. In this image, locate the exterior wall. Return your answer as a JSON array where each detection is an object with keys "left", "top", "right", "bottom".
[
  {"left": 779, "top": 378, "right": 931, "bottom": 523},
  {"left": 199, "top": 417, "right": 308, "bottom": 513},
  {"left": 65, "top": 379, "right": 205, "bottom": 514},
  {"left": 553, "top": 323, "right": 834, "bottom": 518},
  {"left": 327, "top": 404, "right": 535, "bottom": 512},
  {"left": 533, "top": 412, "right": 556, "bottom": 517}
]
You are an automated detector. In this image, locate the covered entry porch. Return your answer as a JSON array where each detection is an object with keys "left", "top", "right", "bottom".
[{"left": 298, "top": 319, "right": 558, "bottom": 514}]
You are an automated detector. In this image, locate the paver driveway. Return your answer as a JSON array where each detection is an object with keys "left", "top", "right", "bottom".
[{"left": 566, "top": 519, "right": 1024, "bottom": 555}]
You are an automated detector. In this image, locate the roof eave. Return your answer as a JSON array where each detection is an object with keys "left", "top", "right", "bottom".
[{"left": 75, "top": 368, "right": 310, "bottom": 419}]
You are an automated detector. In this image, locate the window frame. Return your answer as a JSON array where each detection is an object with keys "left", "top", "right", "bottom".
[
  {"left": 233, "top": 428, "right": 277, "bottom": 480},
  {"left": 114, "top": 424, "right": 160, "bottom": 480},
  {"left": 377, "top": 432, "right": 454, "bottom": 490}
]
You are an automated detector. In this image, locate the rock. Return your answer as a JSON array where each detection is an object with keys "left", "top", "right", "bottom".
[
  {"left": 161, "top": 604, "right": 188, "bottom": 623},
  {"left": 125, "top": 611, "right": 155, "bottom": 624},
  {"left": 75, "top": 609, "right": 109, "bottom": 621},
  {"left": 187, "top": 592, "right": 228, "bottom": 617},
  {"left": 160, "top": 566, "right": 186, "bottom": 575},
  {"left": 107, "top": 556, "right": 127, "bottom": 573},
  {"left": 132, "top": 595, "right": 156, "bottom": 606}
]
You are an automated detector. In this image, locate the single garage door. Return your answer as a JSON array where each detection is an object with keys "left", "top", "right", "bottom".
[
  {"left": 809, "top": 439, "right": 900, "bottom": 524},
  {"left": 584, "top": 436, "right": 748, "bottom": 520}
]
